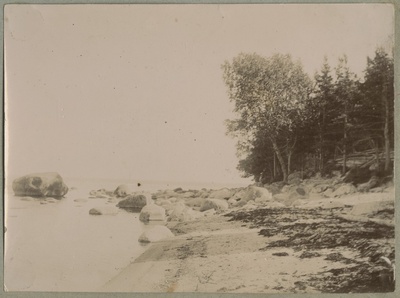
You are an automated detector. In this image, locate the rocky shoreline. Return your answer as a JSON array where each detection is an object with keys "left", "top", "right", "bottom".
[
  {"left": 10, "top": 172, "right": 395, "bottom": 293},
  {"left": 100, "top": 174, "right": 394, "bottom": 293}
]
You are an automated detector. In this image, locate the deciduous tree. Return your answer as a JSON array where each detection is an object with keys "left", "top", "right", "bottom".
[{"left": 222, "top": 53, "right": 312, "bottom": 182}]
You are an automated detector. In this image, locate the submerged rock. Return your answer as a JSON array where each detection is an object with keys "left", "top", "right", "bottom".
[
  {"left": 12, "top": 172, "right": 68, "bottom": 198},
  {"left": 138, "top": 225, "right": 174, "bottom": 243},
  {"left": 89, "top": 208, "right": 102, "bottom": 215},
  {"left": 89, "top": 207, "right": 119, "bottom": 215}
]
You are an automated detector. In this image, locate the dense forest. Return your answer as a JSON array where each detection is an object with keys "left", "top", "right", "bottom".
[{"left": 222, "top": 48, "right": 394, "bottom": 184}]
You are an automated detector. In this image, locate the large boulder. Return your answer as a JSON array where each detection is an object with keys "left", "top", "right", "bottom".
[
  {"left": 200, "top": 198, "right": 229, "bottom": 212},
  {"left": 139, "top": 204, "right": 166, "bottom": 222},
  {"left": 12, "top": 172, "right": 68, "bottom": 198},
  {"left": 138, "top": 226, "right": 174, "bottom": 243},
  {"left": 114, "top": 184, "right": 140, "bottom": 197},
  {"left": 233, "top": 186, "right": 272, "bottom": 202},
  {"left": 208, "top": 188, "right": 235, "bottom": 200},
  {"left": 116, "top": 194, "right": 148, "bottom": 211}
]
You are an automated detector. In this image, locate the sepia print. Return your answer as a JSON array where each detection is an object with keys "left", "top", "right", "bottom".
[{"left": 3, "top": 3, "right": 395, "bottom": 293}]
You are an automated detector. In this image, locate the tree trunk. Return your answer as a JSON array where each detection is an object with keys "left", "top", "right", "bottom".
[
  {"left": 342, "top": 111, "right": 348, "bottom": 175},
  {"left": 319, "top": 105, "right": 326, "bottom": 173},
  {"left": 286, "top": 136, "right": 296, "bottom": 176},
  {"left": 271, "top": 138, "right": 288, "bottom": 183},
  {"left": 383, "top": 84, "right": 391, "bottom": 173},
  {"left": 375, "top": 139, "right": 380, "bottom": 172}
]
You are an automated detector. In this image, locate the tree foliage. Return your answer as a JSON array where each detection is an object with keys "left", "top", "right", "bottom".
[
  {"left": 222, "top": 53, "right": 313, "bottom": 182},
  {"left": 360, "top": 48, "right": 394, "bottom": 172},
  {"left": 222, "top": 49, "right": 394, "bottom": 183}
]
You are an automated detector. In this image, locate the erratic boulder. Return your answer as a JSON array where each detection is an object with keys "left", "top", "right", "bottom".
[
  {"left": 139, "top": 204, "right": 166, "bottom": 222},
  {"left": 138, "top": 226, "right": 174, "bottom": 243},
  {"left": 116, "top": 194, "right": 148, "bottom": 212},
  {"left": 12, "top": 172, "right": 68, "bottom": 198}
]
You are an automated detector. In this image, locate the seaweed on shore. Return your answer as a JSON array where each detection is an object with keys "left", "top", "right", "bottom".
[{"left": 225, "top": 207, "right": 395, "bottom": 293}]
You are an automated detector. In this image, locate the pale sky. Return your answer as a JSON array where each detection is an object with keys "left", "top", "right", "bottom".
[{"left": 4, "top": 4, "right": 394, "bottom": 184}]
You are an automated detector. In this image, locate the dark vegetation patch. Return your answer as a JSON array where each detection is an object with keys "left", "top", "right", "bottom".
[
  {"left": 272, "top": 252, "right": 289, "bottom": 257},
  {"left": 299, "top": 251, "right": 321, "bottom": 259}
]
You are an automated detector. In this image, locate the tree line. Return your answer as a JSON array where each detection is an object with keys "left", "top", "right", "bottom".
[{"left": 222, "top": 48, "right": 394, "bottom": 184}]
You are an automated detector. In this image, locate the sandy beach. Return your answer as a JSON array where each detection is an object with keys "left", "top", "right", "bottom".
[{"left": 100, "top": 181, "right": 395, "bottom": 294}]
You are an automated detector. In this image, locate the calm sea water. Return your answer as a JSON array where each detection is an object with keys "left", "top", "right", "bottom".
[{"left": 4, "top": 177, "right": 248, "bottom": 292}]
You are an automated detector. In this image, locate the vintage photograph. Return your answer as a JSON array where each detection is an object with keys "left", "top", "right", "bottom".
[{"left": 4, "top": 3, "right": 395, "bottom": 293}]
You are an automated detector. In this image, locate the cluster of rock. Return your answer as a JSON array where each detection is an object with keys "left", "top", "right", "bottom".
[
  {"left": 13, "top": 171, "right": 392, "bottom": 244},
  {"left": 85, "top": 170, "right": 393, "bottom": 225}
]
